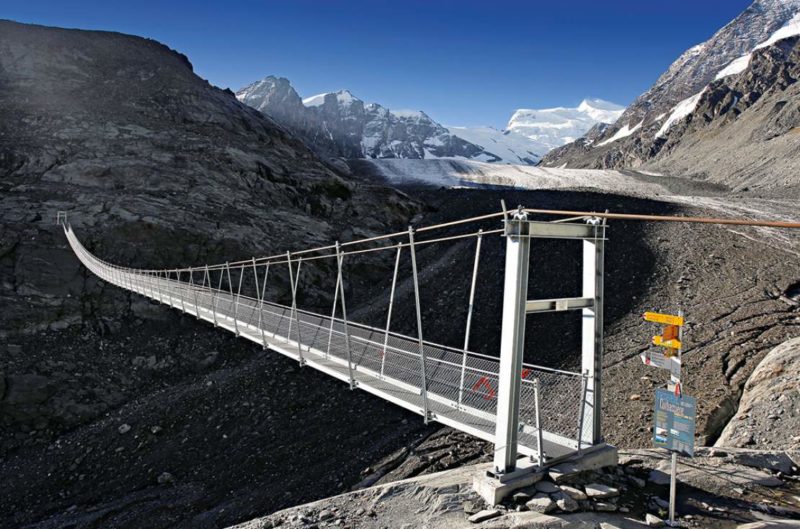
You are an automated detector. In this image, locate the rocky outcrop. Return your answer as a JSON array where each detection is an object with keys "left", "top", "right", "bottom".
[
  {"left": 541, "top": 1, "right": 800, "bottom": 191},
  {"left": 229, "top": 447, "right": 800, "bottom": 529},
  {"left": 0, "top": 21, "right": 417, "bottom": 339},
  {"left": 716, "top": 337, "right": 800, "bottom": 449},
  {"left": 0, "top": 19, "right": 419, "bottom": 452}
]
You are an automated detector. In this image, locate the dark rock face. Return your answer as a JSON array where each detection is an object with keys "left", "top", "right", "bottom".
[
  {"left": 670, "top": 36, "right": 799, "bottom": 137},
  {"left": 237, "top": 76, "right": 490, "bottom": 161},
  {"left": 643, "top": 36, "right": 800, "bottom": 191},
  {"left": 0, "top": 19, "right": 420, "bottom": 449},
  {"left": 541, "top": 1, "right": 800, "bottom": 190},
  {"left": 0, "top": 19, "right": 424, "bottom": 529},
  {"left": 621, "top": 0, "right": 800, "bottom": 130},
  {"left": 0, "top": 21, "right": 417, "bottom": 338}
]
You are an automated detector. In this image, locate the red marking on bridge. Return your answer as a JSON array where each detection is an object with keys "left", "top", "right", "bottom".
[
  {"left": 472, "top": 377, "right": 496, "bottom": 400},
  {"left": 472, "top": 369, "right": 532, "bottom": 400}
]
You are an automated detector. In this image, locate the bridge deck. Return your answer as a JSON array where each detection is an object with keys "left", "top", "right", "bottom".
[{"left": 65, "top": 226, "right": 588, "bottom": 464}]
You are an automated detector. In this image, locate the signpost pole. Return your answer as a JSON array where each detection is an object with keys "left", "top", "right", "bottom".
[
  {"left": 667, "top": 309, "right": 685, "bottom": 527},
  {"left": 669, "top": 451, "right": 678, "bottom": 525}
]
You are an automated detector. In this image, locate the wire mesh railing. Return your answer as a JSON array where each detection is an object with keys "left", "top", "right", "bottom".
[{"left": 62, "top": 213, "right": 591, "bottom": 460}]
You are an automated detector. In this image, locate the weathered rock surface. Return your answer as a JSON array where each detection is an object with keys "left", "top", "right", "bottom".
[
  {"left": 541, "top": 2, "right": 800, "bottom": 193},
  {"left": 0, "top": 19, "right": 426, "bottom": 529},
  {"left": 526, "top": 493, "right": 557, "bottom": 514},
  {"left": 0, "top": 19, "right": 418, "bottom": 435},
  {"left": 717, "top": 337, "right": 800, "bottom": 450}
]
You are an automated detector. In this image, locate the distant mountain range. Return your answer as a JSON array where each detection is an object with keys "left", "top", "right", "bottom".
[
  {"left": 236, "top": 77, "right": 622, "bottom": 165},
  {"left": 542, "top": 0, "right": 800, "bottom": 191}
]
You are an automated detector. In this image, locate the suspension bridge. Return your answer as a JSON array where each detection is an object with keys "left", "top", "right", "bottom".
[{"left": 58, "top": 207, "right": 609, "bottom": 483}]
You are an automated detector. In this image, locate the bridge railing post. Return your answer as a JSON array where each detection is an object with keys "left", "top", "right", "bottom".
[
  {"left": 576, "top": 372, "right": 589, "bottom": 455},
  {"left": 327, "top": 252, "right": 341, "bottom": 360},
  {"left": 287, "top": 252, "right": 305, "bottom": 365},
  {"left": 177, "top": 270, "right": 185, "bottom": 312},
  {"left": 381, "top": 244, "right": 402, "bottom": 379},
  {"left": 253, "top": 258, "right": 268, "bottom": 348},
  {"left": 190, "top": 268, "right": 199, "bottom": 318},
  {"left": 225, "top": 262, "right": 238, "bottom": 335},
  {"left": 408, "top": 226, "right": 429, "bottom": 422},
  {"left": 493, "top": 209, "right": 530, "bottom": 475},
  {"left": 534, "top": 378, "right": 544, "bottom": 467},
  {"left": 207, "top": 265, "right": 219, "bottom": 326},
  {"left": 335, "top": 242, "right": 355, "bottom": 389},
  {"left": 155, "top": 270, "right": 164, "bottom": 304},
  {"left": 459, "top": 229, "right": 482, "bottom": 406}
]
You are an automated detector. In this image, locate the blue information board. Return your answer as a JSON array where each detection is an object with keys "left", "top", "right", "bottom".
[{"left": 653, "top": 389, "right": 696, "bottom": 457}]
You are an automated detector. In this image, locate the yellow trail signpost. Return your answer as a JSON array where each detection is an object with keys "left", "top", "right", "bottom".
[
  {"left": 641, "top": 309, "right": 692, "bottom": 527},
  {"left": 643, "top": 311, "right": 685, "bottom": 327}
]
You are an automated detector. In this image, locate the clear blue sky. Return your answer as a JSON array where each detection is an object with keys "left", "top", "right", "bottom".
[{"left": 6, "top": 0, "right": 752, "bottom": 128}]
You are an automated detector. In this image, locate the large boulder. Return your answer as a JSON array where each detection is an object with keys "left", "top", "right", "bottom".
[{"left": 716, "top": 337, "right": 800, "bottom": 449}]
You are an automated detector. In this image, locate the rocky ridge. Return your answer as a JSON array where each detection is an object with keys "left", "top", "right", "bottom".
[
  {"left": 237, "top": 77, "right": 622, "bottom": 165},
  {"left": 541, "top": 0, "right": 800, "bottom": 191},
  {"left": 0, "top": 20, "right": 422, "bottom": 526},
  {"left": 236, "top": 77, "right": 498, "bottom": 161},
  {"left": 0, "top": 20, "right": 418, "bottom": 340}
]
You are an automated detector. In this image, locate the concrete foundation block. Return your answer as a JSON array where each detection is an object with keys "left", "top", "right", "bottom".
[
  {"left": 473, "top": 468, "right": 544, "bottom": 506},
  {"left": 474, "top": 445, "right": 618, "bottom": 505}
]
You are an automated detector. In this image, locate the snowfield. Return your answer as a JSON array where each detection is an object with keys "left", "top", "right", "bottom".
[
  {"left": 596, "top": 120, "right": 643, "bottom": 147},
  {"left": 445, "top": 125, "right": 541, "bottom": 165},
  {"left": 506, "top": 98, "right": 625, "bottom": 152},
  {"left": 367, "top": 158, "right": 671, "bottom": 195}
]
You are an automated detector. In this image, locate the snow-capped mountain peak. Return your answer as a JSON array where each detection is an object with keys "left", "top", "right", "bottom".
[
  {"left": 656, "top": 7, "right": 800, "bottom": 138},
  {"left": 506, "top": 99, "right": 625, "bottom": 152},
  {"left": 238, "top": 76, "right": 624, "bottom": 166},
  {"left": 540, "top": 0, "right": 800, "bottom": 191}
]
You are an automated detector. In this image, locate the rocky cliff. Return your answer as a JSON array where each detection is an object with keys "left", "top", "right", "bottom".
[
  {"left": 541, "top": 0, "right": 800, "bottom": 191},
  {"left": 0, "top": 21, "right": 417, "bottom": 338},
  {"left": 0, "top": 16, "right": 421, "bottom": 463},
  {"left": 0, "top": 19, "right": 427, "bottom": 528},
  {"left": 716, "top": 336, "right": 800, "bottom": 449}
]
